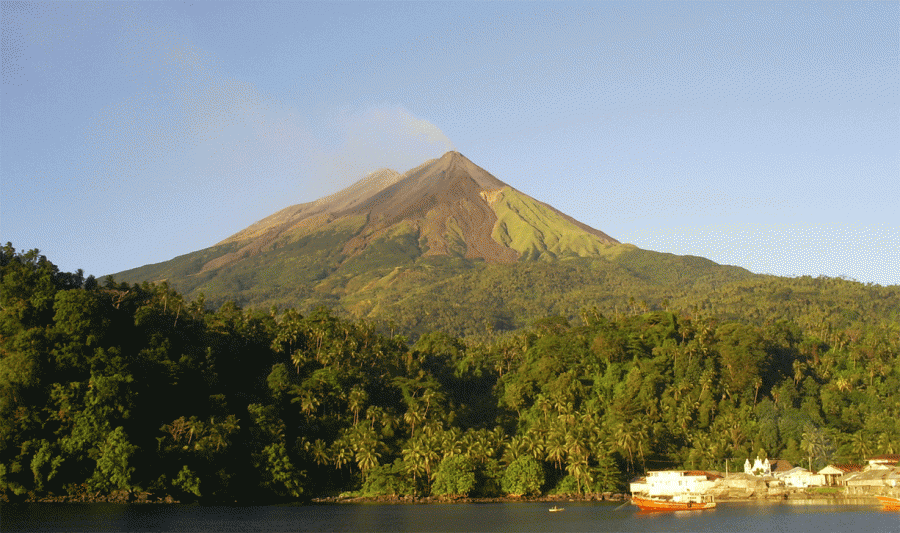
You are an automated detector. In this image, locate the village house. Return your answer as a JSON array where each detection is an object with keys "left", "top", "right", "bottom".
[
  {"left": 843, "top": 467, "right": 900, "bottom": 495},
  {"left": 630, "top": 470, "right": 722, "bottom": 497},
  {"left": 776, "top": 466, "right": 824, "bottom": 488},
  {"left": 818, "top": 464, "right": 864, "bottom": 486},
  {"left": 867, "top": 454, "right": 900, "bottom": 469}
]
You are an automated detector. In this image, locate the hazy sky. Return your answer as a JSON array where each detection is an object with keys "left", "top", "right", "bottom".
[{"left": 2, "top": 1, "right": 898, "bottom": 285}]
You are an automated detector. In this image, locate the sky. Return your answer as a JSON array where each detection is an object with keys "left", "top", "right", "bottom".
[{"left": 2, "top": 1, "right": 898, "bottom": 286}]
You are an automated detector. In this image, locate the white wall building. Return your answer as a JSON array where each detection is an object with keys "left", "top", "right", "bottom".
[
  {"left": 776, "top": 467, "right": 824, "bottom": 488},
  {"left": 744, "top": 456, "right": 771, "bottom": 476},
  {"left": 630, "top": 471, "right": 721, "bottom": 497}
]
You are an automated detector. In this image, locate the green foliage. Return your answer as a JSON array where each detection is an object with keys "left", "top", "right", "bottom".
[
  {"left": 257, "top": 442, "right": 304, "bottom": 498},
  {"left": 2, "top": 244, "right": 899, "bottom": 503},
  {"left": 431, "top": 455, "right": 476, "bottom": 497},
  {"left": 551, "top": 475, "right": 581, "bottom": 495},
  {"left": 173, "top": 465, "right": 201, "bottom": 497},
  {"left": 88, "top": 427, "right": 136, "bottom": 492},
  {"left": 29, "top": 440, "right": 62, "bottom": 492},
  {"left": 361, "top": 460, "right": 415, "bottom": 497},
  {"left": 501, "top": 455, "right": 544, "bottom": 496},
  {"left": 590, "top": 453, "right": 623, "bottom": 493}
]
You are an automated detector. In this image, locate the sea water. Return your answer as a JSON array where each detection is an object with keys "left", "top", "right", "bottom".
[{"left": 2, "top": 500, "right": 898, "bottom": 532}]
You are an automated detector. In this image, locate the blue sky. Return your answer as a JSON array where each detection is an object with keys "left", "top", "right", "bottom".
[{"left": 2, "top": 1, "right": 898, "bottom": 285}]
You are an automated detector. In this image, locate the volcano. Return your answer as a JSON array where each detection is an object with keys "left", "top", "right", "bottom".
[
  {"left": 206, "top": 151, "right": 618, "bottom": 272},
  {"left": 114, "top": 152, "right": 750, "bottom": 336}
]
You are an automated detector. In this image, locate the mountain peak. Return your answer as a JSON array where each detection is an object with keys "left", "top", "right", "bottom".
[
  {"left": 438, "top": 150, "right": 465, "bottom": 162},
  {"left": 208, "top": 151, "right": 617, "bottom": 271},
  {"left": 403, "top": 150, "right": 507, "bottom": 192}
]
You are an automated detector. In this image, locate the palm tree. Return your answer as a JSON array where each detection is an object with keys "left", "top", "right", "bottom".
[
  {"left": 875, "top": 432, "right": 896, "bottom": 455},
  {"left": 631, "top": 420, "right": 650, "bottom": 473},
  {"left": 298, "top": 389, "right": 321, "bottom": 418},
  {"left": 331, "top": 443, "right": 352, "bottom": 470},
  {"left": 421, "top": 440, "right": 441, "bottom": 480},
  {"left": 365, "top": 405, "right": 384, "bottom": 430},
  {"left": 476, "top": 429, "right": 497, "bottom": 464},
  {"left": 564, "top": 433, "right": 588, "bottom": 463},
  {"left": 801, "top": 425, "right": 830, "bottom": 471},
  {"left": 849, "top": 432, "right": 872, "bottom": 462},
  {"left": 544, "top": 434, "right": 567, "bottom": 472},
  {"left": 355, "top": 444, "right": 381, "bottom": 475},
  {"left": 565, "top": 455, "right": 592, "bottom": 494},
  {"left": 403, "top": 405, "right": 425, "bottom": 436},
  {"left": 348, "top": 387, "right": 367, "bottom": 426},
  {"left": 535, "top": 394, "right": 552, "bottom": 423},
  {"left": 502, "top": 435, "right": 528, "bottom": 465},
  {"left": 403, "top": 441, "right": 426, "bottom": 487},
  {"left": 611, "top": 423, "right": 637, "bottom": 473},
  {"left": 520, "top": 432, "right": 544, "bottom": 460},
  {"left": 440, "top": 427, "right": 464, "bottom": 460},
  {"left": 311, "top": 439, "right": 329, "bottom": 466},
  {"left": 271, "top": 309, "right": 306, "bottom": 371}
]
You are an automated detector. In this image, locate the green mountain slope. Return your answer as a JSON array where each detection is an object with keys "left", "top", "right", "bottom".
[{"left": 119, "top": 151, "right": 880, "bottom": 337}]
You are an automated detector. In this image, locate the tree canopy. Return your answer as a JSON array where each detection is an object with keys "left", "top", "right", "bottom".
[{"left": 2, "top": 243, "right": 898, "bottom": 502}]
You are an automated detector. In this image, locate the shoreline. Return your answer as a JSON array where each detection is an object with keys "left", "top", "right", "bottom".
[
  {"left": 4, "top": 489, "right": 890, "bottom": 506},
  {"left": 312, "top": 493, "right": 630, "bottom": 505},
  {"left": 312, "top": 490, "right": 887, "bottom": 506}
]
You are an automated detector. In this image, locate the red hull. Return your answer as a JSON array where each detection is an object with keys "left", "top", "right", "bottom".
[
  {"left": 632, "top": 495, "right": 716, "bottom": 511},
  {"left": 876, "top": 496, "right": 900, "bottom": 511}
]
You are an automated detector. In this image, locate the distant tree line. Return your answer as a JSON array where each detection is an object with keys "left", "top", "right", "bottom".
[{"left": 2, "top": 243, "right": 898, "bottom": 502}]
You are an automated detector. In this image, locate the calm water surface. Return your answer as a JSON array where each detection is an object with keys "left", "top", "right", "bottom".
[{"left": 2, "top": 500, "right": 898, "bottom": 532}]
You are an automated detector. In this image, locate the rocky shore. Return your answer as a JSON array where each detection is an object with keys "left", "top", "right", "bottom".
[
  {"left": 706, "top": 473, "right": 900, "bottom": 502},
  {"left": 1, "top": 488, "right": 180, "bottom": 505},
  {"left": 313, "top": 492, "right": 630, "bottom": 504}
]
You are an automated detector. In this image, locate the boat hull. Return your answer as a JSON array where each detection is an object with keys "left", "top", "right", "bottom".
[
  {"left": 876, "top": 496, "right": 900, "bottom": 511},
  {"left": 632, "top": 495, "right": 716, "bottom": 511}
]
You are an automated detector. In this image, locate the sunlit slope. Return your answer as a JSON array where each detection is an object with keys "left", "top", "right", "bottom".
[
  {"left": 332, "top": 247, "right": 755, "bottom": 337},
  {"left": 115, "top": 215, "right": 369, "bottom": 298},
  {"left": 486, "top": 187, "right": 621, "bottom": 261}
]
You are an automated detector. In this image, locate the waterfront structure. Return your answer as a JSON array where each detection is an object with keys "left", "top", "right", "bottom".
[
  {"left": 776, "top": 467, "right": 824, "bottom": 488},
  {"left": 843, "top": 467, "right": 900, "bottom": 495},
  {"left": 818, "top": 464, "right": 864, "bottom": 486},
  {"left": 630, "top": 470, "right": 721, "bottom": 497}
]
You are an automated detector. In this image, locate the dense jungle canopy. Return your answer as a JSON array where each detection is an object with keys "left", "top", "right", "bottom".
[{"left": 1, "top": 244, "right": 898, "bottom": 502}]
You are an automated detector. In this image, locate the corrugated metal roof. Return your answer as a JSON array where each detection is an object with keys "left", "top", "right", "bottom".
[{"left": 869, "top": 454, "right": 900, "bottom": 462}]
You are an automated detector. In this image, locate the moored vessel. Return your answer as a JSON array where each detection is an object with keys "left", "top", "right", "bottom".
[
  {"left": 876, "top": 496, "right": 900, "bottom": 511},
  {"left": 632, "top": 494, "right": 716, "bottom": 511}
]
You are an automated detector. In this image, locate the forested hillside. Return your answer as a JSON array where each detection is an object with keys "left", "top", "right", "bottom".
[{"left": 2, "top": 244, "right": 898, "bottom": 502}]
